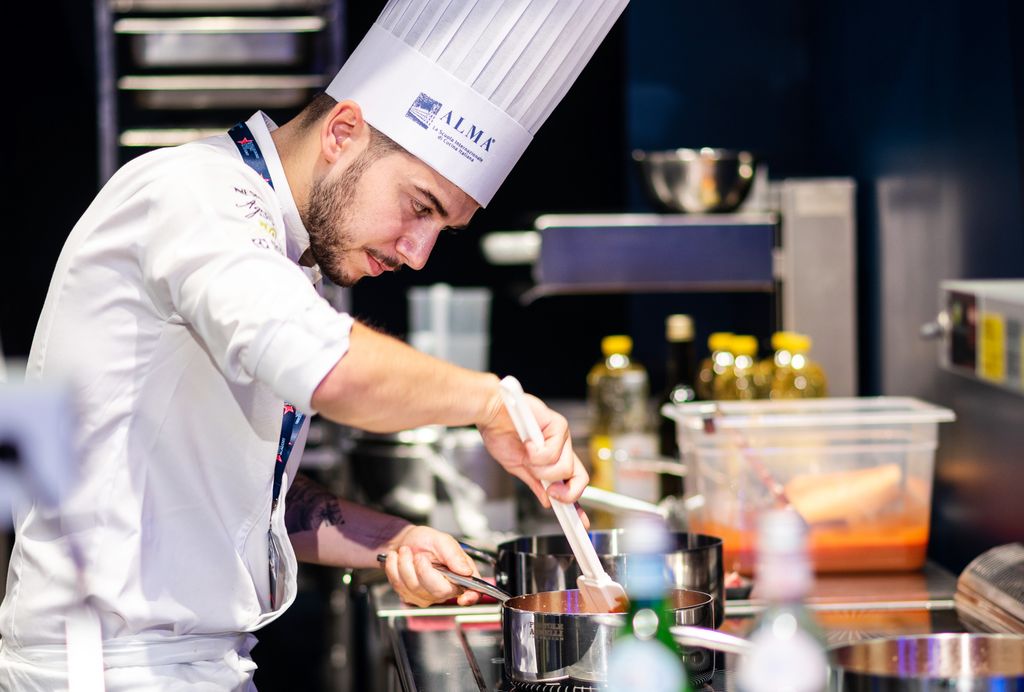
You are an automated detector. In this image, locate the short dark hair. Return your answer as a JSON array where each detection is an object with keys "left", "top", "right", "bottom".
[
  {"left": 298, "top": 91, "right": 339, "bottom": 130},
  {"left": 297, "top": 92, "right": 407, "bottom": 159}
]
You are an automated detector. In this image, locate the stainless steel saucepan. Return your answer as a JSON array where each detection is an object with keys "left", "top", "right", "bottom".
[
  {"left": 672, "top": 626, "right": 1024, "bottom": 691},
  {"left": 379, "top": 554, "right": 717, "bottom": 685},
  {"left": 440, "top": 566, "right": 717, "bottom": 685},
  {"left": 463, "top": 529, "right": 725, "bottom": 628}
]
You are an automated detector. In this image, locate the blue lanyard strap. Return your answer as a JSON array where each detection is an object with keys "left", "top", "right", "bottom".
[
  {"left": 273, "top": 405, "right": 306, "bottom": 508},
  {"left": 229, "top": 121, "right": 275, "bottom": 190},
  {"left": 227, "top": 121, "right": 303, "bottom": 508}
]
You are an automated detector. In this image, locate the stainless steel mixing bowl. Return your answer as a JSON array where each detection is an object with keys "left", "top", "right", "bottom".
[{"left": 633, "top": 148, "right": 756, "bottom": 213}]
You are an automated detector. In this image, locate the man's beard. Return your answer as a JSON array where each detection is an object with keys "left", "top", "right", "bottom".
[{"left": 301, "top": 150, "right": 399, "bottom": 287}]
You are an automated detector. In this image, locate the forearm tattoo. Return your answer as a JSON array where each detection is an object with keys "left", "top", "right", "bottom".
[{"left": 285, "top": 474, "right": 346, "bottom": 534}]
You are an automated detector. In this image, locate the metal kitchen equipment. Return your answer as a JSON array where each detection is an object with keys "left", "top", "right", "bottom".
[
  {"left": 464, "top": 529, "right": 725, "bottom": 629},
  {"left": 924, "top": 280, "right": 1024, "bottom": 397},
  {"left": 373, "top": 560, "right": 973, "bottom": 691},
  {"left": 672, "top": 627, "right": 1024, "bottom": 692},
  {"left": 955, "top": 543, "right": 1024, "bottom": 634},
  {"left": 632, "top": 148, "right": 757, "bottom": 213},
  {"left": 501, "top": 588, "right": 715, "bottom": 685},
  {"left": 375, "top": 553, "right": 717, "bottom": 685},
  {"left": 95, "top": 0, "right": 345, "bottom": 182},
  {"left": 342, "top": 426, "right": 441, "bottom": 523},
  {"left": 578, "top": 484, "right": 696, "bottom": 530},
  {"left": 343, "top": 425, "right": 514, "bottom": 542}
]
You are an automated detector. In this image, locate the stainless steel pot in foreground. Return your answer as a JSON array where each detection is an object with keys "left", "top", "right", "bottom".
[
  {"left": 829, "top": 634, "right": 1024, "bottom": 692},
  {"left": 432, "top": 562, "right": 717, "bottom": 685},
  {"left": 488, "top": 530, "right": 725, "bottom": 628},
  {"left": 673, "top": 627, "right": 1024, "bottom": 691},
  {"left": 503, "top": 588, "right": 716, "bottom": 684}
]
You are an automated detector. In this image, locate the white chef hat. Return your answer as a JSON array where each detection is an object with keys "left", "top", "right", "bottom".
[{"left": 326, "top": 0, "right": 629, "bottom": 207}]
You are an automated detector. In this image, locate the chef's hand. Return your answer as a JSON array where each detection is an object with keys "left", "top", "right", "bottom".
[
  {"left": 477, "top": 389, "right": 591, "bottom": 517},
  {"left": 381, "top": 526, "right": 481, "bottom": 607}
]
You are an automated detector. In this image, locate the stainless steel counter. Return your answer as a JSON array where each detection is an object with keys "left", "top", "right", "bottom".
[{"left": 371, "top": 563, "right": 970, "bottom": 692}]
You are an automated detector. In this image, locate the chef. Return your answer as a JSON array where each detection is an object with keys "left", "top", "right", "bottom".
[{"left": 0, "top": 1, "right": 629, "bottom": 690}]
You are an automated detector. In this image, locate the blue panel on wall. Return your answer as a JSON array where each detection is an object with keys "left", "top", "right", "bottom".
[{"left": 535, "top": 220, "right": 776, "bottom": 293}]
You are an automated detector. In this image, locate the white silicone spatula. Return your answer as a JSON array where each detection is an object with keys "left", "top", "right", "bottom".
[{"left": 498, "top": 376, "right": 629, "bottom": 613}]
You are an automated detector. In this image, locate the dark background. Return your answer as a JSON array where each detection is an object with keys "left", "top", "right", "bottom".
[
  {"left": 11, "top": 1, "right": 1022, "bottom": 399},
  {"left": 4, "top": 2, "right": 1024, "bottom": 687}
]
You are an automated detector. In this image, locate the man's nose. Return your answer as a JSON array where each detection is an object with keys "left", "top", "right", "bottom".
[{"left": 396, "top": 227, "right": 439, "bottom": 270}]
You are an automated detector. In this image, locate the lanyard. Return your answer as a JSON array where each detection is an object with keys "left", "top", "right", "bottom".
[
  {"left": 229, "top": 121, "right": 275, "bottom": 190},
  {"left": 273, "top": 404, "right": 305, "bottom": 509},
  {"left": 229, "top": 121, "right": 306, "bottom": 509}
]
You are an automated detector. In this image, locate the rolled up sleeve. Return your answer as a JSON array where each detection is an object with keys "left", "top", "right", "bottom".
[{"left": 140, "top": 160, "right": 351, "bottom": 413}]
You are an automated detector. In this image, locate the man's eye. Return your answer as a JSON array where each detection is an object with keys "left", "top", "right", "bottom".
[{"left": 412, "top": 200, "right": 430, "bottom": 216}]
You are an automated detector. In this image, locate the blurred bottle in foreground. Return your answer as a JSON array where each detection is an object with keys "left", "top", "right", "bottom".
[
  {"left": 736, "top": 509, "right": 827, "bottom": 692},
  {"left": 769, "top": 332, "right": 827, "bottom": 399},
  {"left": 695, "top": 332, "right": 734, "bottom": 400},
  {"left": 659, "top": 315, "right": 698, "bottom": 498},
  {"left": 607, "top": 515, "right": 692, "bottom": 692},
  {"left": 587, "top": 335, "right": 659, "bottom": 508}
]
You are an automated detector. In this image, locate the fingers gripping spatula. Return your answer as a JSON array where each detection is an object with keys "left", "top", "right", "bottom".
[{"left": 498, "top": 376, "right": 629, "bottom": 613}]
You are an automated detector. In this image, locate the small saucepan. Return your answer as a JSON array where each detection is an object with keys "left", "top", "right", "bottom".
[
  {"left": 434, "top": 565, "right": 717, "bottom": 684},
  {"left": 672, "top": 626, "right": 1024, "bottom": 691},
  {"left": 377, "top": 555, "right": 717, "bottom": 684}
]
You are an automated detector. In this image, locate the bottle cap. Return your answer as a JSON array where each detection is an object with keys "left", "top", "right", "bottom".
[
  {"left": 757, "top": 508, "right": 808, "bottom": 556},
  {"left": 774, "top": 332, "right": 811, "bottom": 353},
  {"left": 731, "top": 335, "right": 759, "bottom": 357},
  {"left": 770, "top": 331, "right": 793, "bottom": 350},
  {"left": 601, "top": 335, "right": 632, "bottom": 357},
  {"left": 620, "top": 513, "right": 673, "bottom": 554},
  {"left": 707, "top": 332, "right": 734, "bottom": 353},
  {"left": 790, "top": 333, "right": 812, "bottom": 352},
  {"left": 665, "top": 314, "right": 694, "bottom": 342}
]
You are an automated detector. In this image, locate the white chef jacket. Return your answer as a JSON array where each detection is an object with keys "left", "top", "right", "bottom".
[{"left": 0, "top": 112, "right": 353, "bottom": 690}]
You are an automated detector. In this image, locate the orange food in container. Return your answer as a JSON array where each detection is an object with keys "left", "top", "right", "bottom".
[{"left": 662, "top": 398, "right": 955, "bottom": 574}]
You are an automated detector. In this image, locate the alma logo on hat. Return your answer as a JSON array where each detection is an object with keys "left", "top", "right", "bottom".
[{"left": 406, "top": 92, "right": 442, "bottom": 129}]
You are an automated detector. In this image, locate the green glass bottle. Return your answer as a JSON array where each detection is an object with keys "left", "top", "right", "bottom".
[{"left": 606, "top": 515, "right": 691, "bottom": 692}]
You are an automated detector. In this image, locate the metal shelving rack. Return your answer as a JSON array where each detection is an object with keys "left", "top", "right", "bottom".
[{"left": 95, "top": 0, "right": 345, "bottom": 183}]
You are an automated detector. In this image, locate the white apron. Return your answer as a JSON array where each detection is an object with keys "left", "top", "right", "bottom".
[{"left": 0, "top": 633, "right": 258, "bottom": 691}]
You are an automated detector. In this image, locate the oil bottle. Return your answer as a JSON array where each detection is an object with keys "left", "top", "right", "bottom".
[
  {"left": 587, "top": 335, "right": 658, "bottom": 508},
  {"left": 695, "top": 332, "right": 733, "bottom": 400},
  {"left": 714, "top": 335, "right": 760, "bottom": 400},
  {"left": 769, "top": 332, "right": 827, "bottom": 399}
]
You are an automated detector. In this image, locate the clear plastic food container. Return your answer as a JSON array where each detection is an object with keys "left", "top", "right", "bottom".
[{"left": 662, "top": 397, "right": 955, "bottom": 574}]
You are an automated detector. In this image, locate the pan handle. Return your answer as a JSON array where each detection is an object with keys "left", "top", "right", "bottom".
[
  {"left": 579, "top": 486, "right": 667, "bottom": 518},
  {"left": 670, "top": 625, "right": 752, "bottom": 656},
  {"left": 430, "top": 564, "right": 512, "bottom": 603},
  {"left": 376, "top": 554, "right": 511, "bottom": 603},
  {"left": 458, "top": 541, "right": 498, "bottom": 566}
]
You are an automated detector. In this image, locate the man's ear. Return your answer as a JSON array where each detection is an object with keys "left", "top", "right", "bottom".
[{"left": 321, "top": 100, "right": 367, "bottom": 164}]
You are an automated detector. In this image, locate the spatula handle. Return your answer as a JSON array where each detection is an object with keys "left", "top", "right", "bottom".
[{"left": 498, "top": 376, "right": 607, "bottom": 581}]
